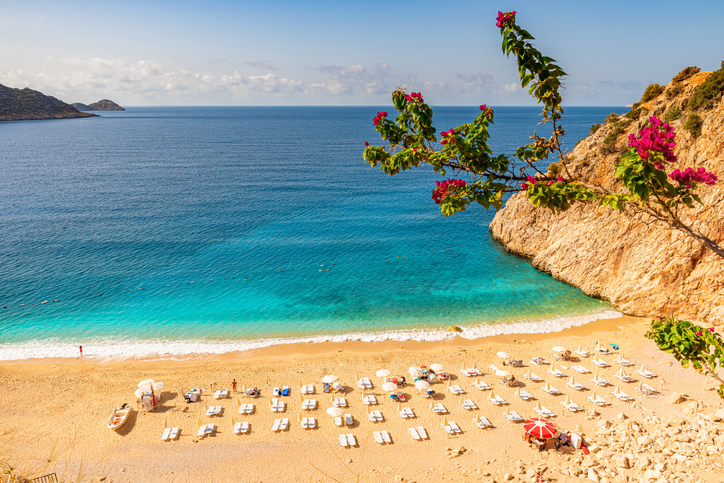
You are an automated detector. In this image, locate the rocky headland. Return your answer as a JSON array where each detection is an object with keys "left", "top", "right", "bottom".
[
  {"left": 490, "top": 69, "right": 724, "bottom": 326},
  {"left": 0, "top": 83, "right": 98, "bottom": 121},
  {"left": 71, "top": 102, "right": 93, "bottom": 111},
  {"left": 82, "top": 99, "right": 125, "bottom": 111}
]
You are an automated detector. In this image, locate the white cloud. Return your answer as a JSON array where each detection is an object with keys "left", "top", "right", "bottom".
[{"left": 245, "top": 60, "right": 277, "bottom": 71}]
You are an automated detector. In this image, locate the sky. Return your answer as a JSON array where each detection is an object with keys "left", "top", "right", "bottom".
[{"left": 1, "top": 0, "right": 722, "bottom": 106}]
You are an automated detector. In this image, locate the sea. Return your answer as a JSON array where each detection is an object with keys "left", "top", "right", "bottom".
[{"left": 0, "top": 106, "right": 627, "bottom": 360}]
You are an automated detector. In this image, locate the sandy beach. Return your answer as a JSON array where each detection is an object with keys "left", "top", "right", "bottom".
[{"left": 2, "top": 314, "right": 724, "bottom": 483}]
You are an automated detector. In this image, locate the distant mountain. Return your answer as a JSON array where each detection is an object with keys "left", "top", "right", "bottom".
[
  {"left": 72, "top": 102, "right": 94, "bottom": 111},
  {"left": 88, "top": 99, "right": 125, "bottom": 111},
  {"left": 0, "top": 83, "right": 98, "bottom": 121}
]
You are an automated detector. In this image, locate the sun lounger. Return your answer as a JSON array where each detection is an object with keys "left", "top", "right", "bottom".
[
  {"left": 541, "top": 385, "right": 561, "bottom": 395},
  {"left": 374, "top": 410, "right": 383, "bottom": 421},
  {"left": 636, "top": 367, "right": 656, "bottom": 378},
  {"left": 505, "top": 411, "right": 524, "bottom": 422},
  {"left": 206, "top": 405, "right": 222, "bottom": 416},
  {"left": 233, "top": 421, "right": 248, "bottom": 433},
  {"left": 409, "top": 427, "right": 421, "bottom": 440},
  {"left": 595, "top": 347, "right": 610, "bottom": 354},
  {"left": 448, "top": 385, "right": 465, "bottom": 395},
  {"left": 449, "top": 421, "right": 462, "bottom": 433},
  {"left": 336, "top": 416, "right": 343, "bottom": 426},
  {"left": 432, "top": 403, "right": 448, "bottom": 413},
  {"left": 339, "top": 434, "right": 349, "bottom": 447},
  {"left": 548, "top": 368, "right": 566, "bottom": 378},
  {"left": 381, "top": 430, "right": 392, "bottom": 442},
  {"left": 587, "top": 394, "right": 609, "bottom": 406},
  {"left": 198, "top": 424, "right": 208, "bottom": 437},
  {"left": 161, "top": 428, "right": 171, "bottom": 440},
  {"left": 534, "top": 406, "right": 555, "bottom": 418},
  {"left": 400, "top": 407, "right": 415, "bottom": 418},
  {"left": 279, "top": 418, "right": 289, "bottom": 430},
  {"left": 461, "top": 368, "right": 483, "bottom": 376},
  {"left": 332, "top": 382, "right": 344, "bottom": 393},
  {"left": 615, "top": 374, "right": 636, "bottom": 383},
  {"left": 525, "top": 373, "right": 543, "bottom": 382},
  {"left": 462, "top": 399, "right": 478, "bottom": 410},
  {"left": 531, "top": 357, "right": 548, "bottom": 365},
  {"left": 567, "top": 381, "right": 586, "bottom": 391},
  {"left": 373, "top": 431, "right": 384, "bottom": 443},
  {"left": 637, "top": 383, "right": 657, "bottom": 395},
  {"left": 475, "top": 416, "right": 492, "bottom": 428},
  {"left": 333, "top": 397, "right": 347, "bottom": 407},
  {"left": 590, "top": 375, "right": 609, "bottom": 386},
  {"left": 344, "top": 414, "right": 353, "bottom": 425},
  {"left": 169, "top": 427, "right": 179, "bottom": 439},
  {"left": 357, "top": 377, "right": 373, "bottom": 389},
  {"left": 561, "top": 400, "right": 583, "bottom": 412},
  {"left": 270, "top": 398, "right": 285, "bottom": 412},
  {"left": 574, "top": 348, "right": 589, "bottom": 358},
  {"left": 239, "top": 403, "right": 254, "bottom": 413},
  {"left": 302, "top": 399, "right": 317, "bottom": 410},
  {"left": 615, "top": 357, "right": 634, "bottom": 366},
  {"left": 300, "top": 384, "right": 314, "bottom": 394},
  {"left": 213, "top": 389, "right": 222, "bottom": 399},
  {"left": 362, "top": 395, "right": 377, "bottom": 405},
  {"left": 271, "top": 419, "right": 281, "bottom": 431},
  {"left": 273, "top": 387, "right": 281, "bottom": 397},
  {"left": 592, "top": 359, "right": 610, "bottom": 368},
  {"left": 611, "top": 389, "right": 633, "bottom": 401},
  {"left": 571, "top": 365, "right": 590, "bottom": 374},
  {"left": 415, "top": 426, "right": 428, "bottom": 439},
  {"left": 518, "top": 390, "right": 533, "bottom": 400},
  {"left": 301, "top": 418, "right": 308, "bottom": 429},
  {"left": 346, "top": 433, "right": 356, "bottom": 446},
  {"left": 487, "top": 395, "right": 507, "bottom": 405},
  {"left": 475, "top": 380, "right": 491, "bottom": 390},
  {"left": 488, "top": 364, "right": 502, "bottom": 373},
  {"left": 442, "top": 423, "right": 454, "bottom": 434}
]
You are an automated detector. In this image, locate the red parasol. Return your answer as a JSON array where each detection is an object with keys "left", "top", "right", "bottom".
[{"left": 524, "top": 418, "right": 557, "bottom": 439}]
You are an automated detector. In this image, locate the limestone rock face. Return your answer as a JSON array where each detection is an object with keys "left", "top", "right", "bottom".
[{"left": 490, "top": 71, "right": 724, "bottom": 325}]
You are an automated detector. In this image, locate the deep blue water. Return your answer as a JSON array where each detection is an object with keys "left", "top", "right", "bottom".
[{"left": 0, "top": 106, "right": 626, "bottom": 359}]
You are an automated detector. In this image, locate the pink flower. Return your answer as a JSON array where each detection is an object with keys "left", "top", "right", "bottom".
[
  {"left": 521, "top": 182, "right": 528, "bottom": 189},
  {"left": 440, "top": 128, "right": 455, "bottom": 145},
  {"left": 697, "top": 331, "right": 703, "bottom": 336},
  {"left": 496, "top": 11, "right": 516, "bottom": 28},
  {"left": 710, "top": 327, "right": 716, "bottom": 333},
  {"left": 373, "top": 111, "right": 388, "bottom": 126},
  {"left": 628, "top": 115, "right": 677, "bottom": 166},
  {"left": 558, "top": 176, "right": 564, "bottom": 182},
  {"left": 364, "top": 141, "right": 369, "bottom": 147},
  {"left": 432, "top": 178, "right": 467, "bottom": 204},
  {"left": 669, "top": 167, "right": 718, "bottom": 187},
  {"left": 479, "top": 104, "right": 487, "bottom": 111},
  {"left": 526, "top": 176, "right": 537, "bottom": 185}
]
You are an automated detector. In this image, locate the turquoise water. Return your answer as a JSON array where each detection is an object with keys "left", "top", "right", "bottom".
[{"left": 0, "top": 106, "right": 625, "bottom": 359}]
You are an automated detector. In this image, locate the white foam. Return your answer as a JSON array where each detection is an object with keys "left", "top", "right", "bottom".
[{"left": 0, "top": 309, "right": 623, "bottom": 361}]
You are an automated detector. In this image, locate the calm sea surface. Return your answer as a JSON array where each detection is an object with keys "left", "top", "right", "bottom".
[{"left": 0, "top": 106, "right": 626, "bottom": 359}]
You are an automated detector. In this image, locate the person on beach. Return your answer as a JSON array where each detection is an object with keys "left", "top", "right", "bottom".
[
  {"left": 79, "top": 345, "right": 83, "bottom": 357},
  {"left": 232, "top": 379, "right": 237, "bottom": 393}
]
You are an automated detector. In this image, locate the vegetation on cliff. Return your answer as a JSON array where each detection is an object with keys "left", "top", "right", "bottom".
[{"left": 0, "top": 83, "right": 98, "bottom": 121}]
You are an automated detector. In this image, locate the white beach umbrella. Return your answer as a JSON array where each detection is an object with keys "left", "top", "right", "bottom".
[
  {"left": 430, "top": 363, "right": 445, "bottom": 372},
  {"left": 409, "top": 367, "right": 424, "bottom": 377},
  {"left": 382, "top": 382, "right": 398, "bottom": 392},
  {"left": 552, "top": 346, "right": 567, "bottom": 352},
  {"left": 376, "top": 369, "right": 391, "bottom": 378},
  {"left": 496, "top": 351, "right": 511, "bottom": 359},
  {"left": 496, "top": 370, "right": 511, "bottom": 377},
  {"left": 415, "top": 380, "right": 431, "bottom": 390},
  {"left": 326, "top": 407, "right": 344, "bottom": 417},
  {"left": 322, "top": 375, "right": 338, "bottom": 383}
]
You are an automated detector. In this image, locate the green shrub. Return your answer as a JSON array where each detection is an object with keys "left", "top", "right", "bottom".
[
  {"left": 688, "top": 66, "right": 724, "bottom": 110},
  {"left": 672, "top": 66, "right": 701, "bottom": 83},
  {"left": 665, "top": 106, "right": 683, "bottom": 123},
  {"left": 641, "top": 83, "right": 665, "bottom": 103},
  {"left": 590, "top": 123, "right": 602, "bottom": 134},
  {"left": 666, "top": 82, "right": 683, "bottom": 99},
  {"left": 631, "top": 101, "right": 641, "bottom": 110},
  {"left": 605, "top": 113, "right": 620, "bottom": 124},
  {"left": 600, "top": 124, "right": 626, "bottom": 155},
  {"left": 625, "top": 107, "right": 644, "bottom": 120},
  {"left": 684, "top": 113, "right": 703, "bottom": 137}
]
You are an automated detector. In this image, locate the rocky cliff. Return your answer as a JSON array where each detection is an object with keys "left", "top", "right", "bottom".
[
  {"left": 0, "top": 83, "right": 97, "bottom": 121},
  {"left": 490, "top": 70, "right": 724, "bottom": 325}
]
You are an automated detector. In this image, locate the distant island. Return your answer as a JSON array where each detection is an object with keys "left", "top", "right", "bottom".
[
  {"left": 0, "top": 83, "right": 98, "bottom": 121},
  {"left": 73, "top": 99, "right": 125, "bottom": 111}
]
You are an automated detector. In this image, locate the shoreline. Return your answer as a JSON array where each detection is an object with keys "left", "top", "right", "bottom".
[{"left": 0, "top": 310, "right": 630, "bottom": 365}]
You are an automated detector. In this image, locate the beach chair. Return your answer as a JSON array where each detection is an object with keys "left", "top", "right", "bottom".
[
  {"left": 474, "top": 380, "right": 491, "bottom": 390},
  {"left": 591, "top": 356, "right": 610, "bottom": 368},
  {"left": 279, "top": 418, "right": 289, "bottom": 430},
  {"left": 561, "top": 399, "right": 583, "bottom": 412},
  {"left": 301, "top": 417, "right": 309, "bottom": 429},
  {"left": 206, "top": 405, "right": 222, "bottom": 416},
  {"left": 518, "top": 390, "right": 533, "bottom": 400},
  {"left": 302, "top": 399, "right": 317, "bottom": 410},
  {"left": 204, "top": 423, "right": 215, "bottom": 436},
  {"left": 487, "top": 393, "right": 506, "bottom": 405},
  {"left": 548, "top": 367, "right": 566, "bottom": 378},
  {"left": 271, "top": 419, "right": 281, "bottom": 431},
  {"left": 637, "top": 383, "right": 657, "bottom": 395},
  {"left": 332, "top": 382, "right": 344, "bottom": 393},
  {"left": 531, "top": 357, "right": 548, "bottom": 365},
  {"left": 611, "top": 388, "right": 633, "bottom": 401},
  {"left": 488, "top": 364, "right": 502, "bottom": 373},
  {"left": 567, "top": 378, "right": 586, "bottom": 391},
  {"left": 595, "top": 346, "right": 610, "bottom": 354},
  {"left": 442, "top": 423, "right": 454, "bottom": 434},
  {"left": 505, "top": 411, "right": 524, "bottom": 422},
  {"left": 336, "top": 416, "right": 343, "bottom": 426},
  {"left": 198, "top": 424, "right": 208, "bottom": 437},
  {"left": 571, "top": 365, "right": 590, "bottom": 374},
  {"left": 161, "top": 428, "right": 171, "bottom": 440},
  {"left": 636, "top": 366, "right": 656, "bottom": 378},
  {"left": 363, "top": 377, "right": 373, "bottom": 388},
  {"left": 475, "top": 416, "right": 492, "bottom": 429},
  {"left": 374, "top": 410, "right": 384, "bottom": 422},
  {"left": 525, "top": 372, "right": 543, "bottom": 382},
  {"left": 308, "top": 417, "right": 316, "bottom": 429},
  {"left": 462, "top": 399, "right": 478, "bottom": 410},
  {"left": 615, "top": 373, "right": 636, "bottom": 383},
  {"left": 615, "top": 355, "right": 634, "bottom": 366},
  {"left": 339, "top": 434, "right": 349, "bottom": 447},
  {"left": 373, "top": 431, "right": 384, "bottom": 444},
  {"left": 169, "top": 427, "right": 179, "bottom": 439},
  {"left": 541, "top": 383, "right": 561, "bottom": 395},
  {"left": 403, "top": 407, "right": 414, "bottom": 418},
  {"left": 409, "top": 427, "right": 421, "bottom": 440},
  {"left": 449, "top": 421, "right": 462, "bottom": 433},
  {"left": 213, "top": 389, "right": 222, "bottom": 399},
  {"left": 433, "top": 403, "right": 448, "bottom": 414},
  {"left": 381, "top": 430, "right": 392, "bottom": 443},
  {"left": 346, "top": 433, "right": 356, "bottom": 446},
  {"left": 281, "top": 386, "right": 290, "bottom": 397},
  {"left": 574, "top": 346, "right": 589, "bottom": 358},
  {"left": 232, "top": 421, "right": 243, "bottom": 433},
  {"left": 587, "top": 394, "right": 609, "bottom": 406},
  {"left": 345, "top": 414, "right": 353, "bottom": 425},
  {"left": 534, "top": 406, "right": 555, "bottom": 418},
  {"left": 362, "top": 395, "right": 377, "bottom": 405},
  {"left": 416, "top": 426, "right": 428, "bottom": 439},
  {"left": 273, "top": 387, "right": 281, "bottom": 397},
  {"left": 590, "top": 374, "right": 609, "bottom": 386},
  {"left": 448, "top": 385, "right": 464, "bottom": 395},
  {"left": 333, "top": 397, "right": 347, "bottom": 407}
]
